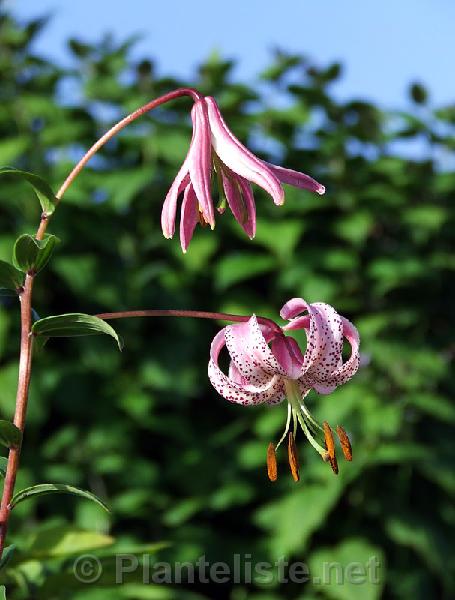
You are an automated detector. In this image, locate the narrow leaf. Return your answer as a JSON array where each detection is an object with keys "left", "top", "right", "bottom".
[
  {"left": 0, "top": 420, "right": 22, "bottom": 449},
  {"left": 13, "top": 234, "right": 59, "bottom": 274},
  {"left": 0, "top": 585, "right": 5, "bottom": 599},
  {"left": 32, "top": 313, "right": 123, "bottom": 350},
  {"left": 10, "top": 484, "right": 110, "bottom": 512},
  {"left": 0, "top": 166, "right": 57, "bottom": 215},
  {"left": 0, "top": 260, "right": 24, "bottom": 292},
  {"left": 0, "top": 545, "right": 16, "bottom": 573}
]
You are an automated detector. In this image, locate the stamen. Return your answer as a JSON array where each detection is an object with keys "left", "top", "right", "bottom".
[
  {"left": 275, "top": 403, "right": 292, "bottom": 451},
  {"left": 287, "top": 432, "right": 300, "bottom": 482},
  {"left": 300, "top": 396, "right": 323, "bottom": 432},
  {"left": 323, "top": 421, "right": 338, "bottom": 475},
  {"left": 295, "top": 410, "right": 327, "bottom": 457},
  {"left": 198, "top": 209, "right": 209, "bottom": 227},
  {"left": 267, "top": 442, "right": 278, "bottom": 482},
  {"left": 336, "top": 425, "right": 352, "bottom": 461},
  {"left": 284, "top": 379, "right": 327, "bottom": 458},
  {"left": 300, "top": 407, "right": 320, "bottom": 436}
]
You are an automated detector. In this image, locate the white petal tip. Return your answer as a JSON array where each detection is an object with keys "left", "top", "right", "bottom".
[
  {"left": 317, "top": 186, "right": 326, "bottom": 195},
  {"left": 210, "top": 223, "right": 215, "bottom": 230}
]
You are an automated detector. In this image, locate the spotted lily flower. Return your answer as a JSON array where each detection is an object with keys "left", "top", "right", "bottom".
[
  {"left": 161, "top": 97, "right": 325, "bottom": 251},
  {"left": 208, "top": 298, "right": 360, "bottom": 480}
]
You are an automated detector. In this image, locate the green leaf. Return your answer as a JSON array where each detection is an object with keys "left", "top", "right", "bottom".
[
  {"left": 25, "top": 525, "right": 113, "bottom": 558},
  {"left": 0, "top": 260, "right": 24, "bottom": 292},
  {"left": 308, "top": 539, "right": 385, "bottom": 600},
  {"left": 0, "top": 420, "right": 22, "bottom": 449},
  {"left": 32, "top": 313, "right": 123, "bottom": 350},
  {"left": 0, "top": 166, "right": 57, "bottom": 215},
  {"left": 0, "top": 585, "right": 5, "bottom": 599},
  {"left": 0, "top": 544, "right": 16, "bottom": 572},
  {"left": 215, "top": 253, "right": 276, "bottom": 289},
  {"left": 12, "top": 234, "right": 59, "bottom": 274},
  {"left": 0, "top": 457, "right": 7, "bottom": 478},
  {"left": 10, "top": 483, "right": 110, "bottom": 512}
]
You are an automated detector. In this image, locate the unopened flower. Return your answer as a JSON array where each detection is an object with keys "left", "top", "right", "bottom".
[
  {"left": 208, "top": 298, "right": 360, "bottom": 480},
  {"left": 161, "top": 97, "right": 325, "bottom": 251}
]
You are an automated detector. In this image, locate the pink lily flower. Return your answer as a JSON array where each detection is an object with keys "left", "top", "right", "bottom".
[
  {"left": 208, "top": 298, "right": 360, "bottom": 479},
  {"left": 161, "top": 97, "right": 325, "bottom": 252}
]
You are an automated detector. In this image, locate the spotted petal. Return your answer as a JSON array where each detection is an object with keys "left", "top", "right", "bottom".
[
  {"left": 329, "top": 317, "right": 360, "bottom": 387},
  {"left": 309, "top": 302, "right": 344, "bottom": 383},
  {"left": 209, "top": 329, "right": 285, "bottom": 406},
  {"left": 280, "top": 298, "right": 325, "bottom": 375}
]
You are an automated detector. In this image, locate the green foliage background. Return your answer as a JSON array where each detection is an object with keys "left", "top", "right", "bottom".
[{"left": 0, "top": 11, "right": 454, "bottom": 600}]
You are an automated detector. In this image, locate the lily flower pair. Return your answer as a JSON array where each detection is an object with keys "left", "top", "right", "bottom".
[
  {"left": 208, "top": 298, "right": 360, "bottom": 480},
  {"left": 161, "top": 96, "right": 325, "bottom": 251}
]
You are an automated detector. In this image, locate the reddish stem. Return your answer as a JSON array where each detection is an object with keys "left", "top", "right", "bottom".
[
  {"left": 95, "top": 309, "right": 282, "bottom": 333},
  {"left": 0, "top": 275, "right": 34, "bottom": 557}
]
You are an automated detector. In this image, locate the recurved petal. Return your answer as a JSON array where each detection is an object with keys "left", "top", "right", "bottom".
[
  {"left": 265, "top": 162, "right": 325, "bottom": 195},
  {"left": 280, "top": 297, "right": 312, "bottom": 321},
  {"left": 188, "top": 101, "right": 215, "bottom": 228},
  {"left": 329, "top": 316, "right": 360, "bottom": 387},
  {"left": 161, "top": 165, "right": 190, "bottom": 239},
  {"left": 280, "top": 298, "right": 324, "bottom": 374},
  {"left": 308, "top": 302, "right": 344, "bottom": 382},
  {"left": 205, "top": 96, "right": 285, "bottom": 205},
  {"left": 179, "top": 183, "right": 199, "bottom": 252},
  {"left": 209, "top": 329, "right": 285, "bottom": 406},
  {"left": 225, "top": 316, "right": 286, "bottom": 381},
  {"left": 221, "top": 170, "right": 256, "bottom": 238},
  {"left": 300, "top": 309, "right": 360, "bottom": 394}
]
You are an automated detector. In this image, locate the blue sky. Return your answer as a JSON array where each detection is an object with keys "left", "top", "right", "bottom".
[{"left": 9, "top": 0, "right": 455, "bottom": 108}]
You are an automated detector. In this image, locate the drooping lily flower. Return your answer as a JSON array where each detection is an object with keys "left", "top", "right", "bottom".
[
  {"left": 161, "top": 97, "right": 325, "bottom": 251},
  {"left": 208, "top": 298, "right": 360, "bottom": 480}
]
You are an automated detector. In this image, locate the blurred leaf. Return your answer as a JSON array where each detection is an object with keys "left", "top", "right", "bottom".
[
  {"left": 215, "top": 253, "right": 276, "bottom": 289},
  {"left": 23, "top": 524, "right": 114, "bottom": 558},
  {"left": 10, "top": 483, "right": 110, "bottom": 512},
  {"left": 308, "top": 539, "right": 384, "bottom": 600},
  {"left": 255, "top": 480, "right": 344, "bottom": 556},
  {"left": 409, "top": 82, "right": 428, "bottom": 105},
  {"left": 0, "top": 457, "right": 7, "bottom": 478},
  {"left": 0, "top": 260, "right": 24, "bottom": 291},
  {"left": 0, "top": 544, "right": 15, "bottom": 573}
]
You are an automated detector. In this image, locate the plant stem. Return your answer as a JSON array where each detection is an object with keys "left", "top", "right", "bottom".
[
  {"left": 0, "top": 88, "right": 202, "bottom": 559},
  {"left": 96, "top": 309, "right": 282, "bottom": 333},
  {"left": 0, "top": 275, "right": 34, "bottom": 558}
]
